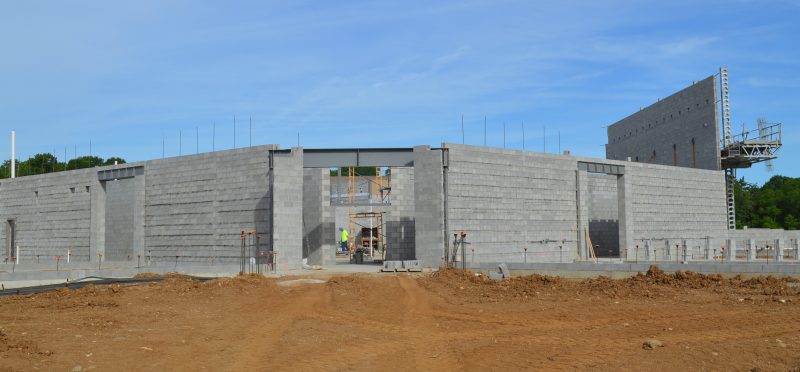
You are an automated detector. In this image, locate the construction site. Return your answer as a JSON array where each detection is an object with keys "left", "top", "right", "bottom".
[{"left": 1, "top": 68, "right": 798, "bottom": 370}]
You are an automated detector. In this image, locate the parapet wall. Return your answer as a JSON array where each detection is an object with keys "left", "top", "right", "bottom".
[{"left": 606, "top": 76, "right": 721, "bottom": 170}]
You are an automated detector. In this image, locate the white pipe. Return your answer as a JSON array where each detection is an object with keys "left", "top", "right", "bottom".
[
  {"left": 15, "top": 246, "right": 19, "bottom": 264},
  {"left": 11, "top": 130, "right": 15, "bottom": 179}
]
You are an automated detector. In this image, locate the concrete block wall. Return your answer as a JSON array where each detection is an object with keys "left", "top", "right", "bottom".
[
  {"left": 0, "top": 169, "right": 99, "bottom": 262},
  {"left": 625, "top": 161, "right": 728, "bottom": 261},
  {"left": 413, "top": 146, "right": 445, "bottom": 267},
  {"left": 104, "top": 178, "right": 136, "bottom": 261},
  {"left": 587, "top": 173, "right": 620, "bottom": 257},
  {"left": 143, "top": 146, "right": 274, "bottom": 264},
  {"left": 303, "top": 168, "right": 334, "bottom": 266},
  {"left": 606, "top": 75, "right": 721, "bottom": 171},
  {"left": 385, "top": 167, "right": 416, "bottom": 261},
  {"left": 444, "top": 144, "right": 581, "bottom": 264},
  {"left": 271, "top": 148, "right": 303, "bottom": 270}
]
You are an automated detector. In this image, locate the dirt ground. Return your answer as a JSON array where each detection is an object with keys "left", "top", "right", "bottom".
[{"left": 1, "top": 267, "right": 799, "bottom": 371}]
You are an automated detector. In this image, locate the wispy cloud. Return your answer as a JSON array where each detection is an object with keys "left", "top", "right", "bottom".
[{"left": 0, "top": 0, "right": 798, "bottom": 183}]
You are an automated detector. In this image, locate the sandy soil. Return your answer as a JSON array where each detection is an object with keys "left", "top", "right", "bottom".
[{"left": 1, "top": 267, "right": 799, "bottom": 371}]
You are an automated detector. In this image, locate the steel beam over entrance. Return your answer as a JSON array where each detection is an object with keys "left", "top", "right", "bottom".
[{"left": 301, "top": 148, "right": 415, "bottom": 168}]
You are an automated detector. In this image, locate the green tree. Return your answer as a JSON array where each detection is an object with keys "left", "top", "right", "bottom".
[
  {"left": 66, "top": 156, "right": 104, "bottom": 170},
  {"left": 330, "top": 167, "right": 381, "bottom": 177},
  {"left": 1, "top": 154, "right": 126, "bottom": 179},
  {"left": 103, "top": 157, "right": 126, "bottom": 166},
  {"left": 736, "top": 175, "right": 800, "bottom": 230}
]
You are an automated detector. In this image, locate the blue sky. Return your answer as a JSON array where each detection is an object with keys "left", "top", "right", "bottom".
[{"left": 1, "top": 0, "right": 798, "bottom": 184}]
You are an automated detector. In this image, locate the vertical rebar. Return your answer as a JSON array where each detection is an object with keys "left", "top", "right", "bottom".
[
  {"left": 461, "top": 234, "right": 466, "bottom": 270},
  {"left": 461, "top": 114, "right": 464, "bottom": 144},
  {"left": 483, "top": 116, "right": 487, "bottom": 146}
]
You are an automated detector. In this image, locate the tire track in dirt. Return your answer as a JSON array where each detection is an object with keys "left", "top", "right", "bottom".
[
  {"left": 224, "top": 285, "right": 329, "bottom": 371},
  {"left": 397, "top": 275, "right": 462, "bottom": 371}
]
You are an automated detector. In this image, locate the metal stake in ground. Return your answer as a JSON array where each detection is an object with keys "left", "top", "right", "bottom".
[
  {"left": 461, "top": 232, "right": 467, "bottom": 270},
  {"left": 240, "top": 231, "right": 246, "bottom": 274}
]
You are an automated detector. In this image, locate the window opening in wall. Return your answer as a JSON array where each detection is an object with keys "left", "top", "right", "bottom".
[
  {"left": 70, "top": 187, "right": 75, "bottom": 193},
  {"left": 672, "top": 144, "right": 677, "bottom": 166},
  {"left": 5, "top": 220, "right": 15, "bottom": 260},
  {"left": 86, "top": 186, "right": 90, "bottom": 192},
  {"left": 691, "top": 138, "right": 697, "bottom": 168},
  {"left": 34, "top": 191, "right": 38, "bottom": 198}
]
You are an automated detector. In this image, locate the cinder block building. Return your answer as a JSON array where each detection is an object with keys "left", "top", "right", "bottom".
[{"left": 1, "top": 73, "right": 797, "bottom": 271}]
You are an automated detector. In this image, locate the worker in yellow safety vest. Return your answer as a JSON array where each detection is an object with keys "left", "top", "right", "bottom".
[{"left": 339, "top": 227, "right": 349, "bottom": 253}]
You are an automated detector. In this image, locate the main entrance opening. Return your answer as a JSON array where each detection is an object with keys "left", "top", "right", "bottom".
[{"left": 298, "top": 148, "right": 418, "bottom": 268}]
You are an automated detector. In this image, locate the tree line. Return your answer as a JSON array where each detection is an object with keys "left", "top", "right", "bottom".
[
  {"left": 0, "top": 154, "right": 126, "bottom": 179},
  {"left": 735, "top": 176, "right": 800, "bottom": 230}
]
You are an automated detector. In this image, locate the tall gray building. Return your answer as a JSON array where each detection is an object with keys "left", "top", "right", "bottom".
[{"left": 606, "top": 76, "right": 721, "bottom": 170}]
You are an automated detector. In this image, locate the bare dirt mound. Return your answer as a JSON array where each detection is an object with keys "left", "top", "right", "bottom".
[
  {"left": 0, "top": 271, "right": 798, "bottom": 371},
  {"left": 421, "top": 266, "right": 800, "bottom": 301}
]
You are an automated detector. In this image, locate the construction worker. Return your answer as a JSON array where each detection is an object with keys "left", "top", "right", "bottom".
[{"left": 339, "top": 227, "right": 349, "bottom": 253}]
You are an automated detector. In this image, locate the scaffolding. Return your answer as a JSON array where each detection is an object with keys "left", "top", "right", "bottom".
[
  {"left": 341, "top": 167, "right": 390, "bottom": 261},
  {"left": 718, "top": 67, "right": 783, "bottom": 230},
  {"left": 348, "top": 211, "right": 386, "bottom": 259}
]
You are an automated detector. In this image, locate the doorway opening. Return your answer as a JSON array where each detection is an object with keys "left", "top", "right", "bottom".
[{"left": 586, "top": 173, "right": 621, "bottom": 258}]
